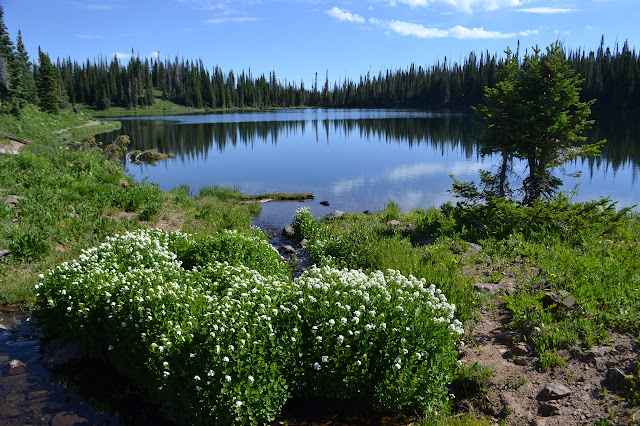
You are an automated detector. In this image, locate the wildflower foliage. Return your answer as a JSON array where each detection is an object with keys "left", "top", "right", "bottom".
[{"left": 35, "top": 228, "right": 462, "bottom": 424}]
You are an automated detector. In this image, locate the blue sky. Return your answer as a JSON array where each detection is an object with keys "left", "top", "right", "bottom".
[{"left": 4, "top": 0, "right": 638, "bottom": 87}]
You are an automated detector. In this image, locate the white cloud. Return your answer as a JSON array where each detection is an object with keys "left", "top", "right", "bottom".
[
  {"left": 376, "top": 0, "right": 530, "bottom": 13},
  {"left": 74, "top": 34, "right": 104, "bottom": 39},
  {"left": 327, "top": 7, "right": 366, "bottom": 23},
  {"left": 149, "top": 51, "right": 161, "bottom": 59},
  {"left": 112, "top": 52, "right": 133, "bottom": 61},
  {"left": 374, "top": 18, "right": 537, "bottom": 39},
  {"left": 517, "top": 7, "right": 578, "bottom": 13},
  {"left": 207, "top": 17, "right": 260, "bottom": 23}
]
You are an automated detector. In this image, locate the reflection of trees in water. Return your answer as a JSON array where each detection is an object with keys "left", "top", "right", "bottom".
[
  {"left": 582, "top": 111, "right": 640, "bottom": 178},
  {"left": 98, "top": 114, "right": 480, "bottom": 159},
  {"left": 96, "top": 111, "right": 639, "bottom": 172}
]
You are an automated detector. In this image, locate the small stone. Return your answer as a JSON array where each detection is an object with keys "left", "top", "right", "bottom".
[
  {"left": 0, "top": 248, "right": 11, "bottom": 258},
  {"left": 606, "top": 367, "right": 632, "bottom": 388},
  {"left": 281, "top": 245, "right": 296, "bottom": 254},
  {"left": 538, "top": 402, "right": 560, "bottom": 416},
  {"left": 8, "top": 359, "right": 26, "bottom": 375},
  {"left": 542, "top": 291, "right": 575, "bottom": 309},
  {"left": 300, "top": 239, "right": 308, "bottom": 248},
  {"left": 540, "top": 383, "right": 572, "bottom": 400},
  {"left": 473, "top": 283, "right": 514, "bottom": 294},
  {"left": 465, "top": 242, "right": 483, "bottom": 255},
  {"left": 27, "top": 390, "right": 50, "bottom": 400},
  {"left": 586, "top": 346, "right": 612, "bottom": 358},
  {"left": 42, "top": 338, "right": 87, "bottom": 369},
  {"left": 514, "top": 356, "right": 534, "bottom": 366},
  {"left": 386, "top": 219, "right": 402, "bottom": 226},
  {"left": 0, "top": 323, "right": 9, "bottom": 332},
  {"left": 325, "top": 210, "right": 345, "bottom": 220},
  {"left": 496, "top": 332, "right": 516, "bottom": 343},
  {"left": 51, "top": 412, "right": 90, "bottom": 426},
  {"left": 511, "top": 342, "right": 530, "bottom": 356},
  {"left": 282, "top": 225, "right": 295, "bottom": 238}
]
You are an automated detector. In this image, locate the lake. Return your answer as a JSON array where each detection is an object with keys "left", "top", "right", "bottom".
[{"left": 96, "top": 108, "right": 640, "bottom": 231}]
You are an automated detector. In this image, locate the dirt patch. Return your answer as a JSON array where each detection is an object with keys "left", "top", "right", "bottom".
[{"left": 459, "top": 307, "right": 639, "bottom": 425}]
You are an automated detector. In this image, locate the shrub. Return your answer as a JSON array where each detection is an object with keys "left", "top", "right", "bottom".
[{"left": 35, "top": 229, "right": 463, "bottom": 424}]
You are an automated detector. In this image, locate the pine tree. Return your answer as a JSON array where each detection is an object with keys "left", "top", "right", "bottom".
[
  {"left": 15, "top": 30, "right": 37, "bottom": 104},
  {"left": 36, "top": 47, "right": 59, "bottom": 114}
]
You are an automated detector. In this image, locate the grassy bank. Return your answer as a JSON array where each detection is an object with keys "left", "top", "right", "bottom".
[{"left": 0, "top": 108, "right": 260, "bottom": 304}]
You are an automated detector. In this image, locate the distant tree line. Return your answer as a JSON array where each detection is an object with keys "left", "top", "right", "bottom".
[
  {"left": 53, "top": 36, "right": 640, "bottom": 111},
  {"left": 0, "top": 3, "right": 638, "bottom": 116}
]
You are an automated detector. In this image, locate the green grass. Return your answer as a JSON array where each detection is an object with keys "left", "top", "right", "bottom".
[{"left": 0, "top": 109, "right": 259, "bottom": 305}]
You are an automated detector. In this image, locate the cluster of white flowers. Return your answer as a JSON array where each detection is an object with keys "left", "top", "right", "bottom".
[{"left": 36, "top": 228, "right": 464, "bottom": 423}]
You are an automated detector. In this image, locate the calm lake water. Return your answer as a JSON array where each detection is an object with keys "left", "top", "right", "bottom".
[{"left": 97, "top": 108, "right": 640, "bottom": 230}]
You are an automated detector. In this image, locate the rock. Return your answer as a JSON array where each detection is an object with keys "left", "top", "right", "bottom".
[
  {"left": 4, "top": 194, "right": 23, "bottom": 208},
  {"left": 473, "top": 283, "right": 514, "bottom": 294},
  {"left": 8, "top": 359, "right": 26, "bottom": 375},
  {"left": 0, "top": 248, "right": 11, "bottom": 258},
  {"left": 540, "top": 383, "right": 572, "bottom": 400},
  {"left": 584, "top": 346, "right": 612, "bottom": 359},
  {"left": 606, "top": 367, "right": 632, "bottom": 388},
  {"left": 538, "top": 402, "right": 560, "bottom": 416},
  {"left": 0, "top": 323, "right": 9, "bottom": 332},
  {"left": 51, "top": 411, "right": 90, "bottom": 426},
  {"left": 531, "top": 281, "right": 552, "bottom": 294},
  {"left": 42, "top": 338, "right": 88, "bottom": 369},
  {"left": 514, "top": 356, "right": 534, "bottom": 366},
  {"left": 120, "top": 179, "right": 133, "bottom": 188},
  {"left": 632, "top": 411, "right": 640, "bottom": 424},
  {"left": 320, "top": 200, "right": 330, "bottom": 206},
  {"left": 386, "top": 220, "right": 402, "bottom": 226},
  {"left": 465, "top": 242, "right": 483, "bottom": 255},
  {"left": 281, "top": 245, "right": 296, "bottom": 254},
  {"left": 401, "top": 224, "right": 417, "bottom": 231},
  {"left": 542, "top": 292, "right": 575, "bottom": 309},
  {"left": 496, "top": 332, "right": 517, "bottom": 343},
  {"left": 27, "top": 390, "right": 50, "bottom": 400},
  {"left": 282, "top": 225, "right": 295, "bottom": 238},
  {"left": 325, "top": 210, "right": 345, "bottom": 220},
  {"left": 300, "top": 239, "right": 308, "bottom": 248},
  {"left": 511, "top": 342, "right": 530, "bottom": 356},
  {"left": 362, "top": 210, "right": 373, "bottom": 215}
]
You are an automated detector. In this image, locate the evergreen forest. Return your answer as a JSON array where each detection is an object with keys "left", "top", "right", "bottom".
[{"left": 1, "top": 2, "right": 639, "bottom": 115}]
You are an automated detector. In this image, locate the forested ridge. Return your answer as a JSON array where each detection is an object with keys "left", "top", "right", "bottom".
[
  {"left": 0, "top": 1, "right": 638, "bottom": 116},
  {"left": 52, "top": 37, "right": 640, "bottom": 111}
]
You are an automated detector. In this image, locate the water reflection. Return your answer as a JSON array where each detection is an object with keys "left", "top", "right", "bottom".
[{"left": 95, "top": 109, "right": 640, "bottom": 227}]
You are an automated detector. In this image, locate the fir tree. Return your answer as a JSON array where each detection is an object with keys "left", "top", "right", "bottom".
[{"left": 36, "top": 47, "right": 59, "bottom": 114}]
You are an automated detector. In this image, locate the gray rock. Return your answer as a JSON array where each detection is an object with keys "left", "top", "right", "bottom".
[
  {"left": 8, "top": 359, "right": 26, "bottom": 375},
  {"left": 542, "top": 292, "right": 575, "bottom": 309},
  {"left": 281, "top": 245, "right": 296, "bottom": 254},
  {"left": 540, "top": 383, "right": 572, "bottom": 400},
  {"left": 325, "top": 210, "right": 345, "bottom": 220},
  {"left": 51, "top": 411, "right": 90, "bottom": 426},
  {"left": 0, "top": 249, "right": 10, "bottom": 258},
  {"left": 0, "top": 323, "right": 9, "bottom": 332},
  {"left": 514, "top": 356, "right": 534, "bottom": 366},
  {"left": 3, "top": 195, "right": 23, "bottom": 208},
  {"left": 320, "top": 200, "right": 330, "bottom": 206},
  {"left": 538, "top": 402, "right": 561, "bottom": 416},
  {"left": 401, "top": 223, "right": 417, "bottom": 231},
  {"left": 585, "top": 346, "right": 612, "bottom": 359},
  {"left": 632, "top": 411, "right": 640, "bottom": 424},
  {"left": 27, "top": 390, "right": 50, "bottom": 400},
  {"left": 300, "top": 239, "right": 308, "bottom": 248},
  {"left": 282, "top": 225, "right": 295, "bottom": 238},
  {"left": 473, "top": 282, "right": 514, "bottom": 294},
  {"left": 606, "top": 367, "right": 632, "bottom": 388},
  {"left": 386, "top": 219, "right": 402, "bottom": 226},
  {"left": 42, "top": 338, "right": 88, "bottom": 369},
  {"left": 511, "top": 342, "right": 530, "bottom": 356},
  {"left": 465, "top": 242, "right": 483, "bottom": 255}
]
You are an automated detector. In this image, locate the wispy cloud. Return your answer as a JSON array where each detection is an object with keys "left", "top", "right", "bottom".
[
  {"left": 112, "top": 51, "right": 162, "bottom": 61},
  {"left": 74, "top": 34, "right": 104, "bottom": 39},
  {"left": 207, "top": 17, "right": 260, "bottom": 24},
  {"left": 376, "top": 0, "right": 530, "bottom": 13},
  {"left": 517, "top": 7, "right": 578, "bottom": 13},
  {"left": 372, "top": 18, "right": 537, "bottom": 39},
  {"left": 327, "top": 7, "right": 365, "bottom": 23}
]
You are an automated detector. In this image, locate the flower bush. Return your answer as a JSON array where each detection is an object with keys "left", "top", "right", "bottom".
[{"left": 35, "top": 228, "right": 463, "bottom": 424}]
